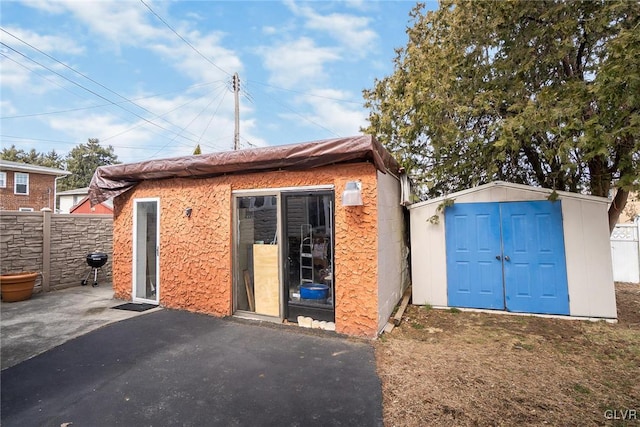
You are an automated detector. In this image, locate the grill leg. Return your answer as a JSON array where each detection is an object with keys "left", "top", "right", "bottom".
[
  {"left": 93, "top": 268, "right": 99, "bottom": 287},
  {"left": 81, "top": 269, "right": 93, "bottom": 286}
]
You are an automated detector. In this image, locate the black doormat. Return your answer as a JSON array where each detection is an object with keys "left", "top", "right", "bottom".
[{"left": 111, "top": 303, "right": 157, "bottom": 312}]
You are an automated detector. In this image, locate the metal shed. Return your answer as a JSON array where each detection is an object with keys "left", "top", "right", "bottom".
[{"left": 409, "top": 181, "right": 617, "bottom": 319}]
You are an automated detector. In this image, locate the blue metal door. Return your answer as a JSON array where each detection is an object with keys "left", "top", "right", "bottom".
[
  {"left": 445, "top": 203, "right": 505, "bottom": 310},
  {"left": 445, "top": 201, "right": 570, "bottom": 315},
  {"left": 501, "top": 201, "right": 569, "bottom": 315}
]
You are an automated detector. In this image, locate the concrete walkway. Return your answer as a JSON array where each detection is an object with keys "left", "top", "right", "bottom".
[{"left": 1, "top": 284, "right": 159, "bottom": 370}]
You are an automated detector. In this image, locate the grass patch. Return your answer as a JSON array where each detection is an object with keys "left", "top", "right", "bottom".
[
  {"left": 573, "top": 383, "right": 591, "bottom": 395},
  {"left": 449, "top": 307, "right": 461, "bottom": 314},
  {"left": 513, "top": 341, "right": 534, "bottom": 351}
]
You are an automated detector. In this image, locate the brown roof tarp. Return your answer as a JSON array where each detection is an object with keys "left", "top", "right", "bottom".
[{"left": 88, "top": 135, "right": 401, "bottom": 206}]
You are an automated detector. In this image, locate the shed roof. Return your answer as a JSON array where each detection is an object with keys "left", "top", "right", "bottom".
[
  {"left": 57, "top": 187, "right": 89, "bottom": 196},
  {"left": 89, "top": 135, "right": 400, "bottom": 206},
  {"left": 408, "top": 181, "right": 610, "bottom": 210}
]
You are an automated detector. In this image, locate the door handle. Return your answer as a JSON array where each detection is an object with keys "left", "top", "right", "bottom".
[
  {"left": 504, "top": 255, "right": 510, "bottom": 261},
  {"left": 495, "top": 255, "right": 501, "bottom": 260}
]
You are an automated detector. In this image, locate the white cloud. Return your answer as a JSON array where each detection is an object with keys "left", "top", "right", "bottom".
[
  {"left": 258, "top": 37, "right": 340, "bottom": 89},
  {"left": 1, "top": 99, "right": 18, "bottom": 116},
  {"left": 283, "top": 1, "right": 378, "bottom": 54},
  {"left": 291, "top": 89, "right": 367, "bottom": 137},
  {"left": 304, "top": 12, "right": 377, "bottom": 54},
  {"left": 58, "top": 1, "right": 164, "bottom": 48},
  {"left": 0, "top": 26, "right": 86, "bottom": 94},
  {"left": 21, "top": 1, "right": 242, "bottom": 84},
  {"left": 0, "top": 54, "right": 32, "bottom": 87},
  {"left": 0, "top": 49, "right": 79, "bottom": 96},
  {"left": 19, "top": 0, "right": 68, "bottom": 14},
  {"left": 1, "top": 26, "right": 85, "bottom": 55},
  {"left": 262, "top": 26, "right": 278, "bottom": 35},
  {"left": 150, "top": 30, "right": 241, "bottom": 83},
  {"left": 38, "top": 86, "right": 268, "bottom": 162}
]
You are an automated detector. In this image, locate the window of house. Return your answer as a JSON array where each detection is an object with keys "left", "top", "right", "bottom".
[
  {"left": 14, "top": 172, "right": 29, "bottom": 195},
  {"left": 0, "top": 172, "right": 6, "bottom": 188}
]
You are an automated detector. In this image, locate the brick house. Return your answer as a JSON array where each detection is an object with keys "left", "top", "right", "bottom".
[{"left": 0, "top": 160, "right": 71, "bottom": 212}]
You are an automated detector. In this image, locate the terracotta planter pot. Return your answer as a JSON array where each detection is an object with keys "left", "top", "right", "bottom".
[{"left": 0, "top": 272, "right": 38, "bottom": 302}]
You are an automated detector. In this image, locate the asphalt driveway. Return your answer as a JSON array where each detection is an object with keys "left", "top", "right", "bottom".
[{"left": 1, "top": 309, "right": 383, "bottom": 426}]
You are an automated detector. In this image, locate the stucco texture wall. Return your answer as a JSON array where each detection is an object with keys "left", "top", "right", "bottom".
[{"left": 112, "top": 163, "right": 382, "bottom": 337}]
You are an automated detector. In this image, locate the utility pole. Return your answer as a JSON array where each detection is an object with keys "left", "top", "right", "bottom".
[{"left": 233, "top": 72, "right": 240, "bottom": 150}]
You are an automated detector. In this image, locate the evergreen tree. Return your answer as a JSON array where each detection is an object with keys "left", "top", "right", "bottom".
[
  {"left": 363, "top": 0, "right": 639, "bottom": 230},
  {"left": 59, "top": 138, "right": 119, "bottom": 191}
]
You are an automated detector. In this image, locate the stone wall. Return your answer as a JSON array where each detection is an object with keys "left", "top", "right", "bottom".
[
  {"left": 0, "top": 211, "right": 112, "bottom": 291},
  {"left": 50, "top": 214, "right": 113, "bottom": 288},
  {"left": 0, "top": 212, "right": 44, "bottom": 287}
]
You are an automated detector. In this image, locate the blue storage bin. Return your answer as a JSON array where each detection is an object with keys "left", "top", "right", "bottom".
[{"left": 300, "top": 283, "right": 329, "bottom": 300}]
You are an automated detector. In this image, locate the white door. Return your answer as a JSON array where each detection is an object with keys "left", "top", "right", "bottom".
[{"left": 133, "top": 198, "right": 159, "bottom": 304}]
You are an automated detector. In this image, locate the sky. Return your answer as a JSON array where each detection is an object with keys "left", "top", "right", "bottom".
[{"left": 0, "top": 0, "right": 436, "bottom": 164}]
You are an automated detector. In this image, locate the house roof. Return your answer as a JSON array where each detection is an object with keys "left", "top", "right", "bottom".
[
  {"left": 89, "top": 135, "right": 401, "bottom": 206},
  {"left": 57, "top": 187, "right": 89, "bottom": 196},
  {"left": 0, "top": 159, "right": 71, "bottom": 176},
  {"left": 69, "top": 195, "right": 114, "bottom": 213},
  {"left": 408, "top": 181, "right": 610, "bottom": 210}
]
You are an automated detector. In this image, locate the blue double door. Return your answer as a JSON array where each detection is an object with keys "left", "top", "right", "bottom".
[{"left": 445, "top": 201, "right": 569, "bottom": 315}]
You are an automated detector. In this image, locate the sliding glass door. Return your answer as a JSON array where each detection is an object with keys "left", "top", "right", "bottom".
[
  {"left": 233, "top": 189, "right": 335, "bottom": 322},
  {"left": 283, "top": 191, "right": 335, "bottom": 322},
  {"left": 234, "top": 194, "right": 280, "bottom": 316}
]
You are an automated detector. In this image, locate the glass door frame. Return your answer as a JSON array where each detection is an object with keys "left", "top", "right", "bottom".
[
  {"left": 231, "top": 185, "right": 334, "bottom": 321},
  {"left": 232, "top": 190, "right": 284, "bottom": 319},
  {"left": 281, "top": 190, "right": 335, "bottom": 322},
  {"left": 132, "top": 197, "right": 160, "bottom": 304}
]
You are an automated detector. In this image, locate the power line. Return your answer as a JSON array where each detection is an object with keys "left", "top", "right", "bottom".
[
  {"left": 0, "top": 52, "right": 86, "bottom": 102},
  {"left": 260, "top": 93, "right": 342, "bottom": 138},
  {"left": 100, "top": 83, "right": 227, "bottom": 144},
  {"left": 246, "top": 79, "right": 364, "bottom": 105},
  {"left": 0, "top": 41, "right": 205, "bottom": 145},
  {"left": 198, "top": 87, "right": 229, "bottom": 145},
  {"left": 0, "top": 80, "right": 226, "bottom": 120},
  {"left": 139, "top": 0, "right": 231, "bottom": 77},
  {"left": 147, "top": 85, "right": 229, "bottom": 158},
  {"left": 0, "top": 27, "right": 211, "bottom": 144},
  {"left": 0, "top": 134, "right": 203, "bottom": 152}
]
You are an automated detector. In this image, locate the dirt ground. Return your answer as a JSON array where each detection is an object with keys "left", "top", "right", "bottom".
[{"left": 375, "top": 282, "right": 640, "bottom": 427}]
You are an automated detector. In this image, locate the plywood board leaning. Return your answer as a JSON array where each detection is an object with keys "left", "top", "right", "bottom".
[{"left": 253, "top": 244, "right": 280, "bottom": 316}]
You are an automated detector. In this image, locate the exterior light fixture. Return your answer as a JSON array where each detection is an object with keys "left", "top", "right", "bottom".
[
  {"left": 185, "top": 207, "right": 192, "bottom": 218},
  {"left": 342, "top": 181, "right": 363, "bottom": 206}
]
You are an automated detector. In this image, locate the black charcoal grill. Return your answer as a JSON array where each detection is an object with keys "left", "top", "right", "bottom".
[{"left": 82, "top": 252, "right": 108, "bottom": 287}]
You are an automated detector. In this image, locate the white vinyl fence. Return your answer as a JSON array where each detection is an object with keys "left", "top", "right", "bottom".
[{"left": 611, "top": 219, "right": 640, "bottom": 283}]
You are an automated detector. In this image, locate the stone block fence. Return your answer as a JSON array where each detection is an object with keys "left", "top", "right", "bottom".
[{"left": 0, "top": 210, "right": 113, "bottom": 292}]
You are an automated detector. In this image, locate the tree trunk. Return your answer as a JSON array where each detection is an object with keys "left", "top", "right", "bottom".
[{"left": 608, "top": 187, "right": 629, "bottom": 234}]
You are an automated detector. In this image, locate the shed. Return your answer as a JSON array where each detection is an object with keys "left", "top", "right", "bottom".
[
  {"left": 69, "top": 196, "right": 113, "bottom": 215},
  {"left": 409, "top": 181, "right": 617, "bottom": 319},
  {"left": 89, "top": 135, "right": 410, "bottom": 337}
]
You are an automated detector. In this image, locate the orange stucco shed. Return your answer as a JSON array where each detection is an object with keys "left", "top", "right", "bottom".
[{"left": 90, "top": 135, "right": 410, "bottom": 337}]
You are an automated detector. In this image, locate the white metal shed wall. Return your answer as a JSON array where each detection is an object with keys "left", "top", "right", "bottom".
[{"left": 409, "top": 181, "right": 616, "bottom": 319}]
